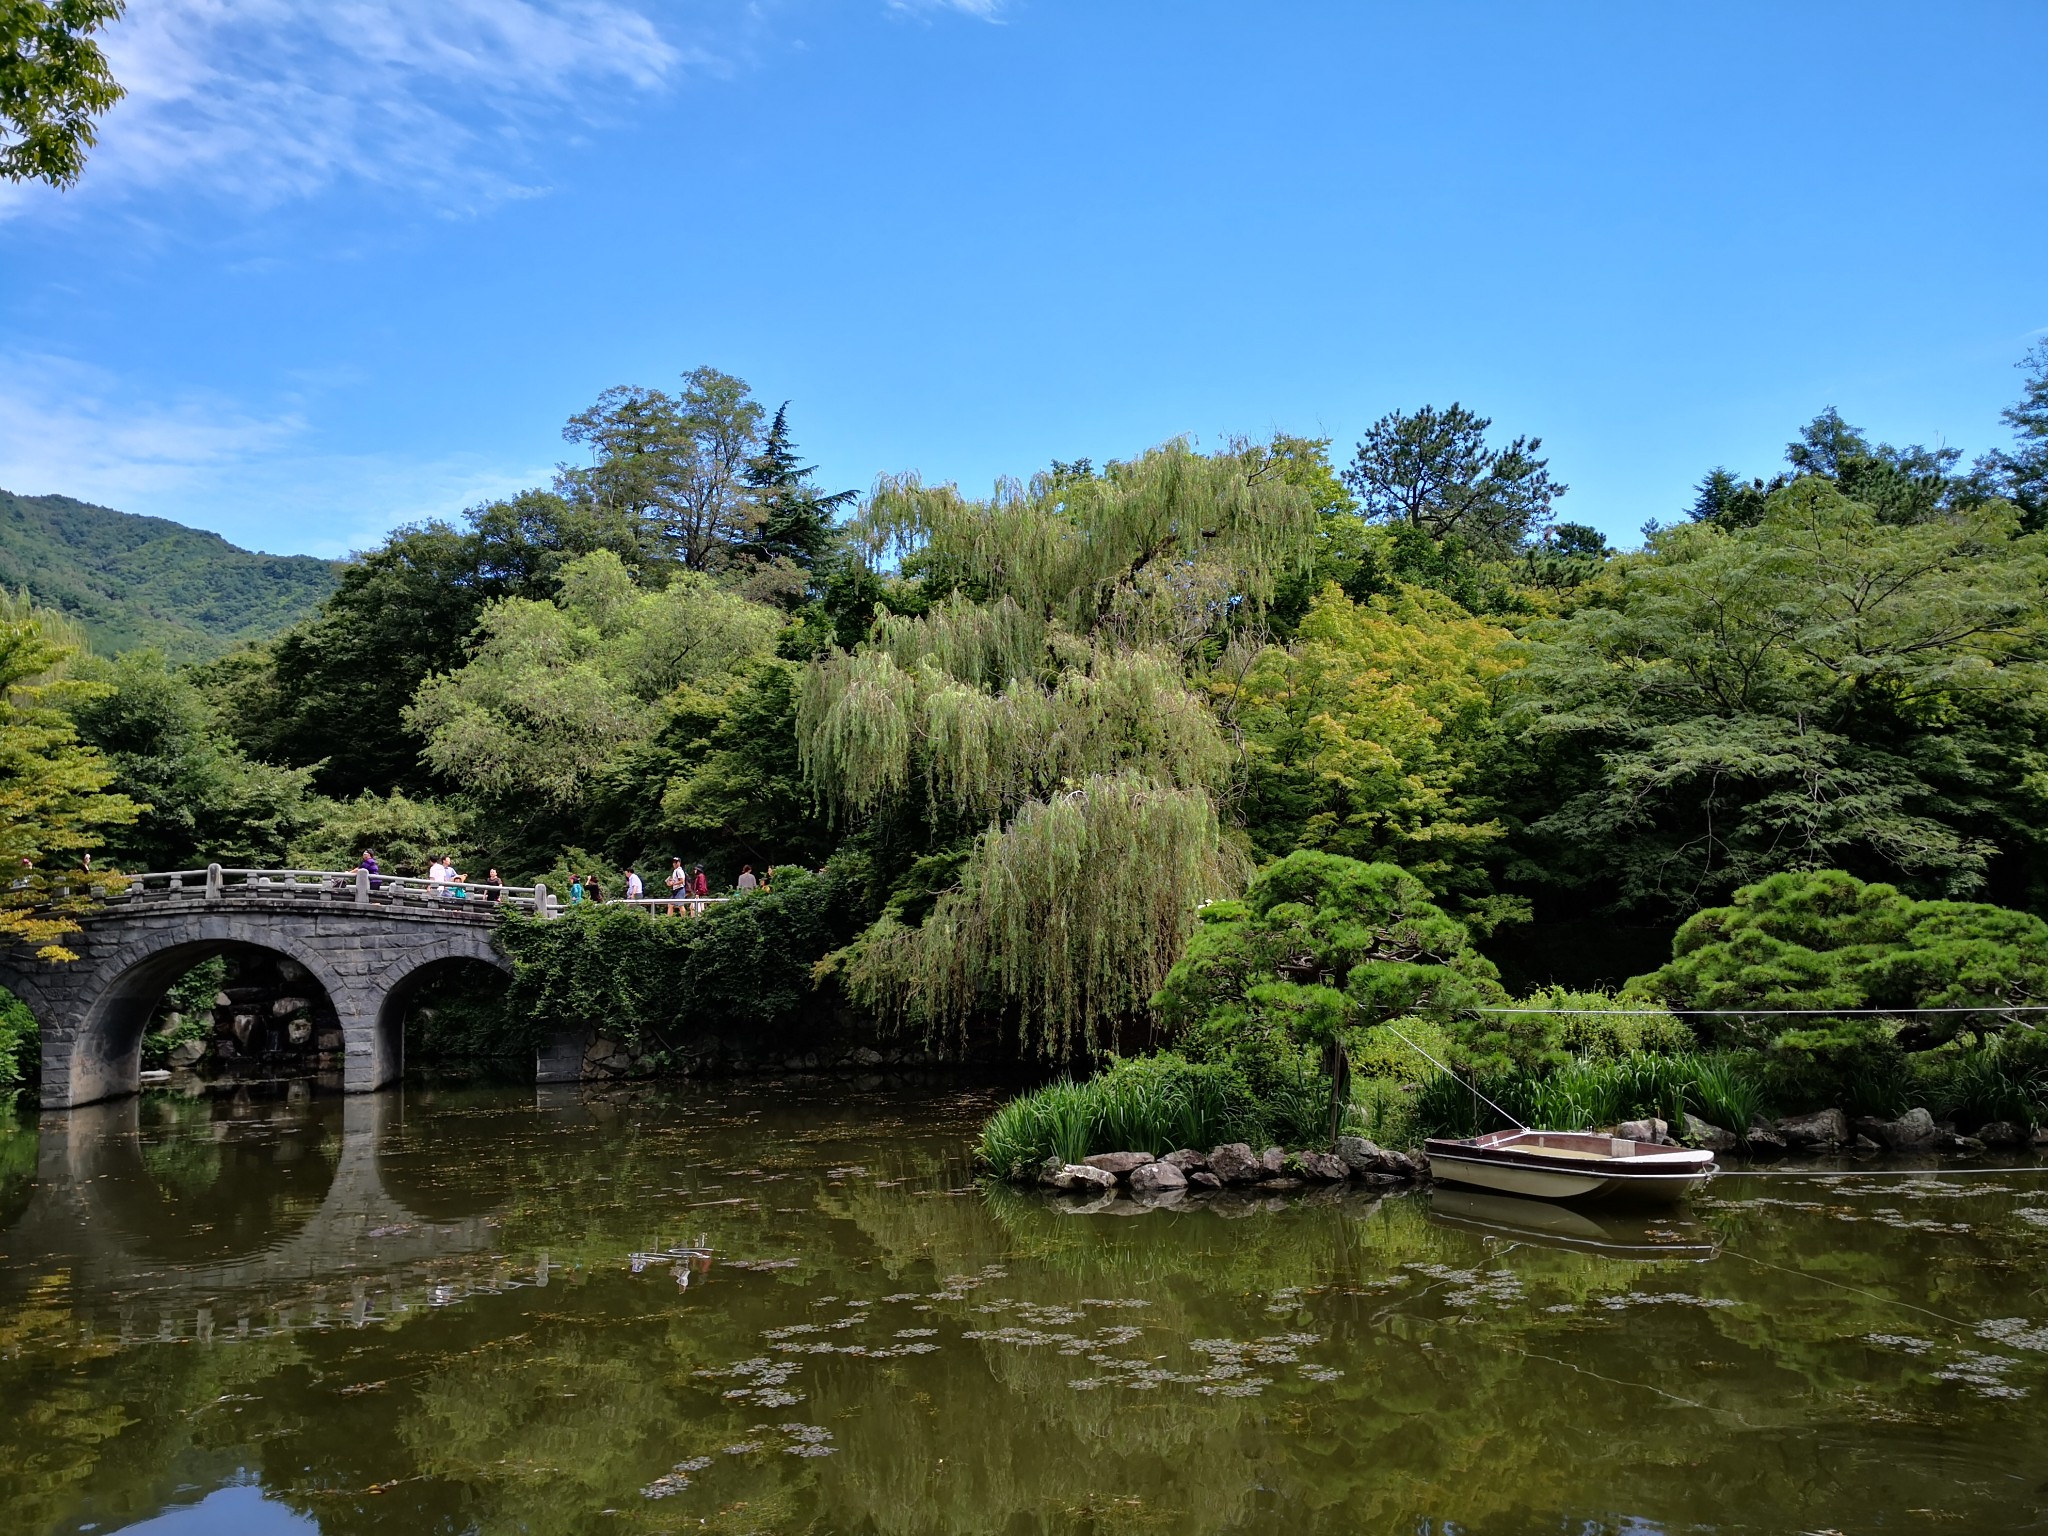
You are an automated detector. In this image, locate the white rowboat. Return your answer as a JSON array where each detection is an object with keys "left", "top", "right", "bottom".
[{"left": 1424, "top": 1128, "right": 1716, "bottom": 1203}]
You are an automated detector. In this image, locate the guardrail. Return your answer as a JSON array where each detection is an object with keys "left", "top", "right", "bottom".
[{"left": 86, "top": 868, "right": 755, "bottom": 922}]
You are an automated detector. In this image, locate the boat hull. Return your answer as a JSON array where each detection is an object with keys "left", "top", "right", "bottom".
[{"left": 1424, "top": 1130, "right": 1716, "bottom": 1205}]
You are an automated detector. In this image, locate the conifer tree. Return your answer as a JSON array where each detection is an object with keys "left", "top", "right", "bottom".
[{"left": 739, "top": 403, "right": 856, "bottom": 575}]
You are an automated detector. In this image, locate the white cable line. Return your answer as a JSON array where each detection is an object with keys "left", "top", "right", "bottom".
[
  {"left": 1468, "top": 1004, "right": 2048, "bottom": 1016},
  {"left": 1383, "top": 1023, "right": 1526, "bottom": 1131}
]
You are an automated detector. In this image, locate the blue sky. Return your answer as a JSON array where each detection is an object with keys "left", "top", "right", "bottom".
[{"left": 1, "top": 1, "right": 2042, "bottom": 559}]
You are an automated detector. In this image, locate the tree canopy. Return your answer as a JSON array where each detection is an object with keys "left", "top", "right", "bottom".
[{"left": 0, "top": 0, "right": 124, "bottom": 188}]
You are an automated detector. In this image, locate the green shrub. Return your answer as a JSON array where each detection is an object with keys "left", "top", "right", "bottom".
[
  {"left": 497, "top": 858, "right": 868, "bottom": 1055},
  {"left": 0, "top": 987, "right": 36, "bottom": 1090}
]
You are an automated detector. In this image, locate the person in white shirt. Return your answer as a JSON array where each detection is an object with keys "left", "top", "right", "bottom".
[
  {"left": 624, "top": 867, "right": 644, "bottom": 902},
  {"left": 428, "top": 856, "right": 453, "bottom": 895}
]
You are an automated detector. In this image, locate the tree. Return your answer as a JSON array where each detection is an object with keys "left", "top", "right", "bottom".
[
  {"left": 226, "top": 492, "right": 648, "bottom": 798},
  {"left": 1975, "top": 341, "right": 2048, "bottom": 530},
  {"left": 805, "top": 440, "right": 1319, "bottom": 1052},
  {"left": 66, "top": 649, "right": 315, "bottom": 870},
  {"left": 0, "top": 0, "right": 125, "bottom": 189},
  {"left": 1642, "top": 869, "right": 2048, "bottom": 1050},
  {"left": 738, "top": 402, "right": 855, "bottom": 579},
  {"left": 558, "top": 368, "right": 766, "bottom": 571},
  {"left": 1512, "top": 475, "right": 2048, "bottom": 916},
  {"left": 1223, "top": 582, "right": 1517, "bottom": 919},
  {"left": 1342, "top": 403, "right": 1566, "bottom": 557},
  {"left": 0, "top": 598, "right": 137, "bottom": 960},
  {"left": 404, "top": 550, "right": 781, "bottom": 821}
]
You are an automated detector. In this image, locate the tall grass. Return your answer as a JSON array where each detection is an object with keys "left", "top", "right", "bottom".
[
  {"left": 1407, "top": 1051, "right": 1778, "bottom": 1139},
  {"left": 976, "top": 1052, "right": 1264, "bottom": 1173}
]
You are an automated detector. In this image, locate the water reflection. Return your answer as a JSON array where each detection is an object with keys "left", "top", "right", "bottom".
[{"left": 1, "top": 1081, "right": 2045, "bottom": 1536}]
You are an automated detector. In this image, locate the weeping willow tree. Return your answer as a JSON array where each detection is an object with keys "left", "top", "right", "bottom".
[{"left": 804, "top": 441, "right": 1317, "bottom": 1058}]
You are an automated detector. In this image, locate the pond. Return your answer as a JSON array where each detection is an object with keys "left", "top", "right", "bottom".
[{"left": 1, "top": 1080, "right": 2045, "bottom": 1535}]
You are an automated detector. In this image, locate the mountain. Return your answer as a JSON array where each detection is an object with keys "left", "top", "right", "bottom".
[{"left": 0, "top": 489, "right": 341, "bottom": 660}]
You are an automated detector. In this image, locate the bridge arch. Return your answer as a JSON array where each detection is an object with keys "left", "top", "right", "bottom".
[{"left": 1, "top": 893, "right": 514, "bottom": 1108}]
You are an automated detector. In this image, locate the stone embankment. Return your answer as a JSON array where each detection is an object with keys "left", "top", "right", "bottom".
[
  {"left": 1028, "top": 1137, "right": 1427, "bottom": 1201},
  {"left": 1662, "top": 1108, "right": 2048, "bottom": 1157}
]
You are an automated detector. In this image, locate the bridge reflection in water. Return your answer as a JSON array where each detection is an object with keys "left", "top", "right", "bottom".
[{"left": 0, "top": 1088, "right": 532, "bottom": 1352}]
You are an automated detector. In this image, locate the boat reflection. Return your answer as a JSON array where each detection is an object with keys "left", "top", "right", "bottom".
[{"left": 1428, "top": 1185, "right": 1721, "bottom": 1260}]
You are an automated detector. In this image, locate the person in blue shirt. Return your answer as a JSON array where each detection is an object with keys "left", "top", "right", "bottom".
[{"left": 569, "top": 875, "right": 585, "bottom": 904}]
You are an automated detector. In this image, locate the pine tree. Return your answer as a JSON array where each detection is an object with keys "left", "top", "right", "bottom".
[{"left": 740, "top": 403, "right": 856, "bottom": 575}]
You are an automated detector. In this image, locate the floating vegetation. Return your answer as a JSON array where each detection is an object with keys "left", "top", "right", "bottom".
[
  {"left": 1978, "top": 1318, "right": 2048, "bottom": 1353},
  {"left": 1933, "top": 1352, "right": 2027, "bottom": 1399},
  {"left": 2014, "top": 1208, "right": 2048, "bottom": 1229},
  {"left": 641, "top": 1455, "right": 713, "bottom": 1498}
]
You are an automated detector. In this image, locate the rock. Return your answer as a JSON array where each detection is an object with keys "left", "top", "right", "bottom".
[
  {"left": 1207, "top": 1143, "right": 1264, "bottom": 1184},
  {"left": 1128, "top": 1159, "right": 1188, "bottom": 1194},
  {"left": 1337, "top": 1136, "right": 1420, "bottom": 1178},
  {"left": 1295, "top": 1150, "right": 1349, "bottom": 1182},
  {"left": 1976, "top": 1120, "right": 2025, "bottom": 1147},
  {"left": 1259, "top": 1146, "right": 1287, "bottom": 1176},
  {"left": 215, "top": 1039, "right": 237, "bottom": 1061},
  {"left": 1850, "top": 1134, "right": 1882, "bottom": 1152},
  {"left": 1681, "top": 1113, "right": 1738, "bottom": 1152},
  {"left": 167, "top": 1038, "right": 207, "bottom": 1068},
  {"left": 229, "top": 1013, "right": 257, "bottom": 1046},
  {"left": 1744, "top": 1124, "right": 1788, "bottom": 1158},
  {"left": 1083, "top": 1152, "right": 1156, "bottom": 1179},
  {"left": 1942, "top": 1134, "right": 1987, "bottom": 1154},
  {"left": 1776, "top": 1109, "right": 1849, "bottom": 1149},
  {"left": 286, "top": 1019, "right": 312, "bottom": 1047},
  {"left": 270, "top": 996, "right": 310, "bottom": 1018},
  {"left": 213, "top": 992, "right": 232, "bottom": 1009},
  {"left": 1874, "top": 1107, "right": 1939, "bottom": 1150},
  {"left": 1337, "top": 1135, "right": 1387, "bottom": 1173},
  {"left": 317, "top": 1030, "right": 344, "bottom": 1050},
  {"left": 1261, "top": 1177, "right": 1305, "bottom": 1192},
  {"left": 2035, "top": 1126, "right": 2048, "bottom": 1147},
  {"left": 1049, "top": 1163, "right": 1118, "bottom": 1194},
  {"left": 1161, "top": 1148, "right": 1209, "bottom": 1173},
  {"left": 1187, "top": 1170, "right": 1223, "bottom": 1190},
  {"left": 1036, "top": 1155, "right": 1066, "bottom": 1187},
  {"left": 850, "top": 1047, "right": 884, "bottom": 1067},
  {"left": 1617, "top": 1117, "right": 1668, "bottom": 1144}
]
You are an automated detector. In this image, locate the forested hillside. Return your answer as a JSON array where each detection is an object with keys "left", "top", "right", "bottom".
[{"left": 0, "top": 490, "right": 339, "bottom": 659}]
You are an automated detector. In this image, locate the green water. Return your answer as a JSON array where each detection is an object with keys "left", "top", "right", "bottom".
[{"left": 1, "top": 1082, "right": 2045, "bottom": 1535}]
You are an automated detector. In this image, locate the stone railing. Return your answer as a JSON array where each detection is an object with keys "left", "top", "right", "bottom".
[
  {"left": 90, "top": 868, "right": 748, "bottom": 921},
  {"left": 100, "top": 866, "right": 554, "bottom": 918}
]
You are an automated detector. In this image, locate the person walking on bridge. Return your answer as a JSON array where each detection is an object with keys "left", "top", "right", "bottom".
[
  {"left": 625, "top": 867, "right": 644, "bottom": 903},
  {"left": 665, "top": 857, "right": 686, "bottom": 914}
]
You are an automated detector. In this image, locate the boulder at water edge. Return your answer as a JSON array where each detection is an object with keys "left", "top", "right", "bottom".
[
  {"left": 1744, "top": 1123, "right": 1788, "bottom": 1158},
  {"left": 1617, "top": 1118, "right": 1669, "bottom": 1144},
  {"left": 1867, "top": 1107, "right": 1939, "bottom": 1150},
  {"left": 1207, "top": 1144, "right": 1263, "bottom": 1184},
  {"left": 1049, "top": 1164, "right": 1119, "bottom": 1193},
  {"left": 1083, "top": 1152, "right": 1155, "bottom": 1178},
  {"left": 1162, "top": 1148, "right": 1209, "bottom": 1172},
  {"left": 1259, "top": 1147, "right": 1288, "bottom": 1176},
  {"left": 1295, "top": 1150, "right": 1350, "bottom": 1182},
  {"left": 1776, "top": 1109, "right": 1849, "bottom": 1149},
  {"left": 1977, "top": 1120, "right": 2025, "bottom": 1147},
  {"left": 1681, "top": 1113, "right": 1738, "bottom": 1151},
  {"left": 1129, "top": 1160, "right": 1188, "bottom": 1194}
]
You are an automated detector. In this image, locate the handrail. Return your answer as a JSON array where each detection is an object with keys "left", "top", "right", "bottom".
[{"left": 90, "top": 868, "right": 757, "bottom": 922}]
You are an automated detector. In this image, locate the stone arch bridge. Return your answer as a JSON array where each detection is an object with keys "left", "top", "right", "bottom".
[{"left": 0, "top": 867, "right": 544, "bottom": 1109}]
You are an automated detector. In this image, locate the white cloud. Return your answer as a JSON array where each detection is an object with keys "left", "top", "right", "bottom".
[
  {"left": 0, "top": 353, "right": 546, "bottom": 558},
  {"left": 886, "top": 0, "right": 1006, "bottom": 20},
  {"left": 0, "top": 0, "right": 703, "bottom": 218}
]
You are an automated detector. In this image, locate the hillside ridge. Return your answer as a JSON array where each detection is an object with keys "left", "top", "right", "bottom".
[{"left": 0, "top": 488, "right": 340, "bottom": 659}]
